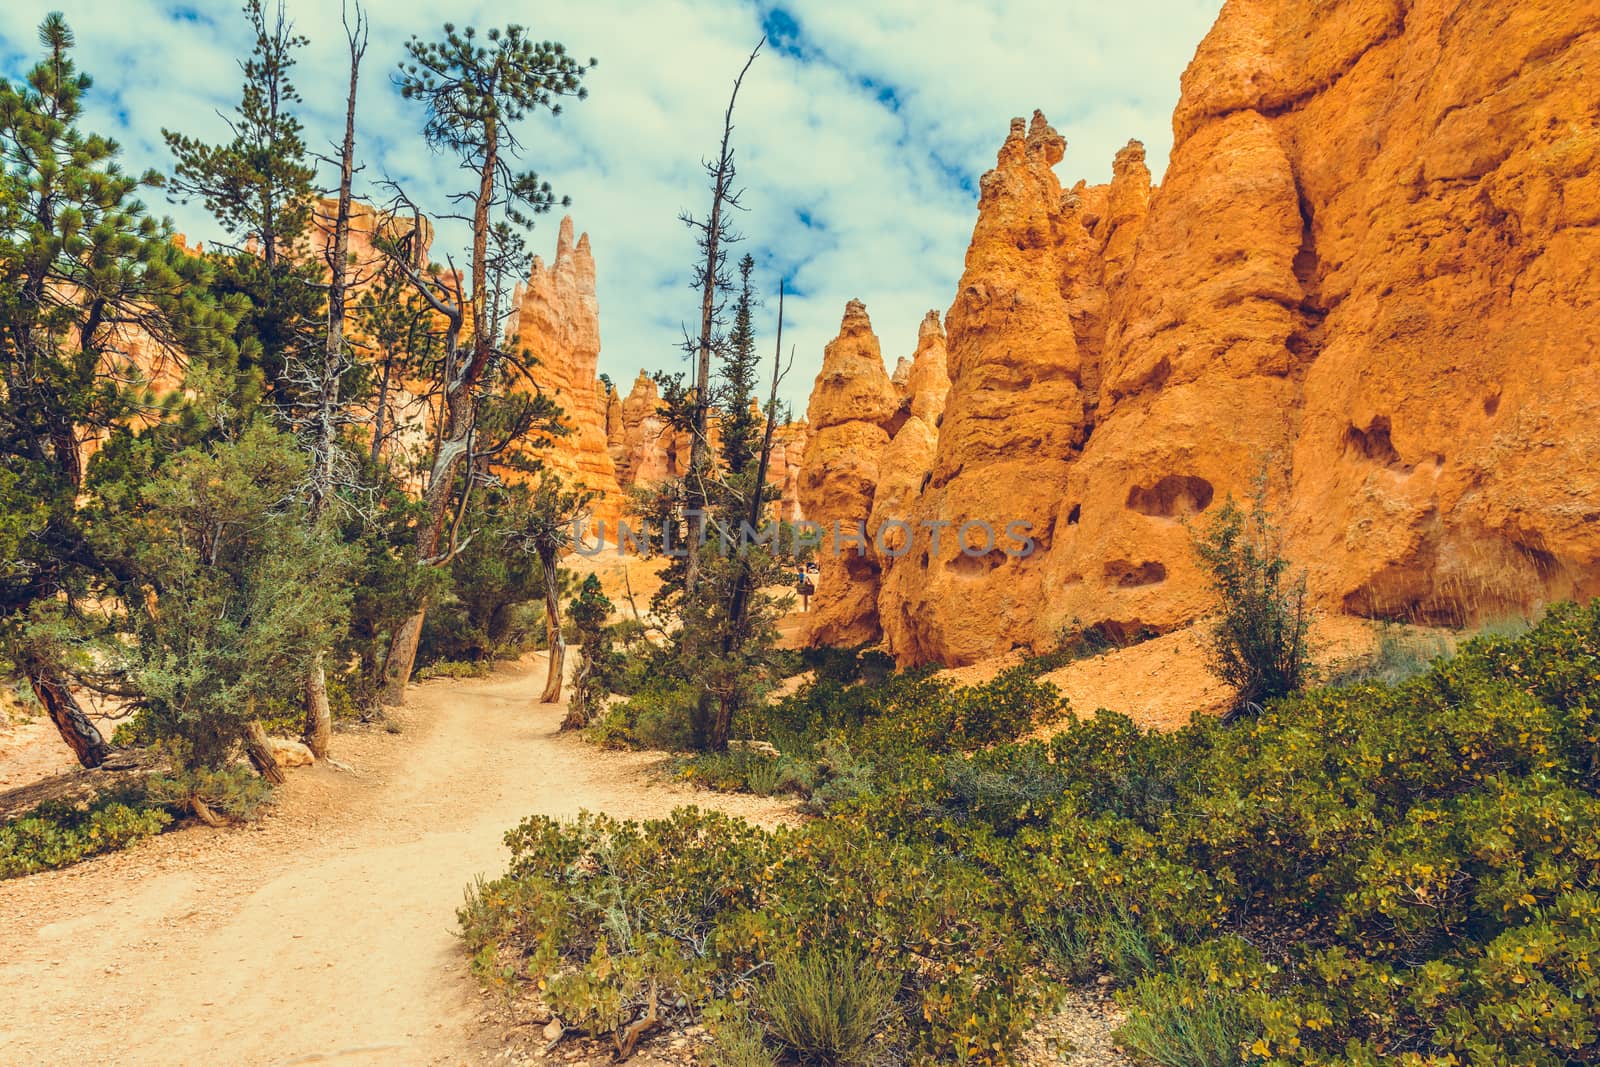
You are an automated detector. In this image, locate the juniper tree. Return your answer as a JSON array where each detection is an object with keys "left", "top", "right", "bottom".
[
  {"left": 377, "top": 23, "right": 592, "bottom": 703},
  {"left": 564, "top": 574, "right": 621, "bottom": 731},
  {"left": 88, "top": 422, "right": 351, "bottom": 773}
]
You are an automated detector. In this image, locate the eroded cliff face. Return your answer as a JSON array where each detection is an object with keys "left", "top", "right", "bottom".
[
  {"left": 877, "top": 113, "right": 1102, "bottom": 664},
  {"left": 808, "top": 0, "right": 1600, "bottom": 665},
  {"left": 506, "top": 217, "right": 628, "bottom": 525}
]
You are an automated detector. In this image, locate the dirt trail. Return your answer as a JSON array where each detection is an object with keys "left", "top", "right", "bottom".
[{"left": 0, "top": 656, "right": 790, "bottom": 1066}]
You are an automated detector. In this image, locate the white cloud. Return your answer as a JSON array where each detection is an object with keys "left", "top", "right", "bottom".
[{"left": 0, "top": 0, "right": 1223, "bottom": 413}]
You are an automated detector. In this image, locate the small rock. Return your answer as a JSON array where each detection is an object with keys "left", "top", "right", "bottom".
[{"left": 266, "top": 738, "right": 315, "bottom": 768}]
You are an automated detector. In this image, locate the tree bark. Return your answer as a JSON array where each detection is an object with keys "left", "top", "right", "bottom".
[
  {"left": 302, "top": 652, "right": 331, "bottom": 758},
  {"left": 381, "top": 604, "right": 427, "bottom": 706},
  {"left": 539, "top": 554, "right": 565, "bottom": 704},
  {"left": 23, "top": 661, "right": 109, "bottom": 769},
  {"left": 244, "top": 720, "right": 286, "bottom": 785}
]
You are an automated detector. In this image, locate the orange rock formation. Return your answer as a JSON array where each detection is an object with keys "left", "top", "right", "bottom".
[
  {"left": 505, "top": 217, "right": 628, "bottom": 526},
  {"left": 804, "top": 0, "right": 1600, "bottom": 665},
  {"left": 798, "top": 300, "right": 903, "bottom": 646}
]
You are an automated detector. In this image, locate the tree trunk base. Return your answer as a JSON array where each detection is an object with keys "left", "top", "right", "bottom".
[
  {"left": 381, "top": 608, "right": 426, "bottom": 706},
  {"left": 303, "top": 655, "right": 331, "bottom": 759},
  {"left": 25, "top": 662, "right": 110, "bottom": 769},
  {"left": 244, "top": 722, "right": 286, "bottom": 784},
  {"left": 541, "top": 639, "right": 566, "bottom": 704}
]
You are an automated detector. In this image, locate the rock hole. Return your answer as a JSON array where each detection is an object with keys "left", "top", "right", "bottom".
[
  {"left": 1066, "top": 503, "right": 1081, "bottom": 525},
  {"left": 1080, "top": 619, "right": 1158, "bottom": 647},
  {"left": 1483, "top": 393, "right": 1500, "bottom": 417},
  {"left": 1343, "top": 416, "right": 1406, "bottom": 468},
  {"left": 1125, "top": 475, "right": 1214, "bottom": 518},
  {"left": 947, "top": 548, "right": 1010, "bottom": 578},
  {"left": 1103, "top": 560, "right": 1167, "bottom": 587}
]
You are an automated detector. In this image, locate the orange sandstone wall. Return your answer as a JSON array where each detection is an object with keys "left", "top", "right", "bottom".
[{"left": 804, "top": 0, "right": 1600, "bottom": 665}]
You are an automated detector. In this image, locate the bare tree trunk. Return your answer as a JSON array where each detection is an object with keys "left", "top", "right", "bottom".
[
  {"left": 381, "top": 603, "right": 427, "bottom": 706},
  {"left": 539, "top": 552, "right": 565, "bottom": 704},
  {"left": 370, "top": 350, "right": 393, "bottom": 467},
  {"left": 375, "top": 107, "right": 501, "bottom": 703},
  {"left": 303, "top": 653, "right": 332, "bottom": 758},
  {"left": 244, "top": 720, "right": 286, "bottom": 785},
  {"left": 23, "top": 660, "right": 109, "bottom": 769},
  {"left": 381, "top": 396, "right": 474, "bottom": 703},
  {"left": 301, "top": 5, "right": 365, "bottom": 757}
]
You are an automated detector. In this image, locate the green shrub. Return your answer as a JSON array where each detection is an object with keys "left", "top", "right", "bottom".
[
  {"left": 1, "top": 794, "right": 171, "bottom": 878},
  {"left": 1327, "top": 624, "right": 1453, "bottom": 688},
  {"left": 415, "top": 659, "right": 492, "bottom": 681},
  {"left": 1192, "top": 481, "right": 1313, "bottom": 718},
  {"left": 1118, "top": 972, "right": 1247, "bottom": 1067},
  {"left": 761, "top": 948, "right": 899, "bottom": 1065},
  {"left": 495, "top": 601, "right": 1600, "bottom": 1065},
  {"left": 703, "top": 1000, "right": 778, "bottom": 1067},
  {"left": 146, "top": 766, "right": 273, "bottom": 823},
  {"left": 460, "top": 808, "right": 1046, "bottom": 1063},
  {"left": 585, "top": 679, "right": 701, "bottom": 751}
]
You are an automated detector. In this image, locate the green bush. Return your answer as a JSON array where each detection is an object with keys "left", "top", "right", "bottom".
[
  {"left": 704, "top": 1000, "right": 779, "bottom": 1067},
  {"left": 1192, "top": 481, "right": 1313, "bottom": 718},
  {"left": 1327, "top": 624, "right": 1453, "bottom": 688},
  {"left": 460, "top": 808, "right": 1046, "bottom": 1063},
  {"left": 586, "top": 679, "right": 701, "bottom": 751},
  {"left": 761, "top": 948, "right": 899, "bottom": 1065},
  {"left": 1, "top": 794, "right": 171, "bottom": 878},
  {"left": 479, "top": 601, "right": 1600, "bottom": 1065},
  {"left": 146, "top": 766, "right": 273, "bottom": 823},
  {"left": 1118, "top": 970, "right": 1248, "bottom": 1067},
  {"left": 414, "top": 659, "right": 493, "bottom": 681},
  {"left": 673, "top": 657, "right": 1069, "bottom": 807}
]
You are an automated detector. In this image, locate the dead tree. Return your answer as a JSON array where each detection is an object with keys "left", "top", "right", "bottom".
[
  {"left": 301, "top": 1, "right": 367, "bottom": 758},
  {"left": 680, "top": 39, "right": 762, "bottom": 599}
]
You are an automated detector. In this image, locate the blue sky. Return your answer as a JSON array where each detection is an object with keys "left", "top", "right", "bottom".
[{"left": 1, "top": 0, "right": 1224, "bottom": 413}]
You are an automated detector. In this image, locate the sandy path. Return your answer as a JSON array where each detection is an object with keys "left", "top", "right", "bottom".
[{"left": 0, "top": 656, "right": 790, "bottom": 1066}]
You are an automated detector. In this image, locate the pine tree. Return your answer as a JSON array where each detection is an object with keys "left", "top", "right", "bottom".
[
  {"left": 0, "top": 15, "right": 228, "bottom": 767},
  {"left": 718, "top": 254, "right": 762, "bottom": 475},
  {"left": 162, "top": 0, "right": 316, "bottom": 269},
  {"left": 679, "top": 39, "right": 762, "bottom": 597},
  {"left": 163, "top": 1, "right": 322, "bottom": 402},
  {"left": 378, "top": 24, "right": 592, "bottom": 704}
]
